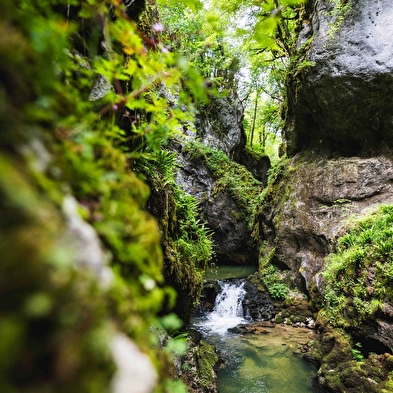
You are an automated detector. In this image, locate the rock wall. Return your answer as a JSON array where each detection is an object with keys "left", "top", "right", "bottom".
[
  {"left": 194, "top": 92, "right": 246, "bottom": 160},
  {"left": 270, "top": 0, "right": 393, "bottom": 292},
  {"left": 258, "top": 154, "right": 393, "bottom": 294},
  {"left": 175, "top": 148, "right": 256, "bottom": 265},
  {"left": 285, "top": 0, "right": 393, "bottom": 157},
  {"left": 174, "top": 93, "right": 268, "bottom": 266},
  {"left": 260, "top": 2, "right": 393, "bottom": 389}
]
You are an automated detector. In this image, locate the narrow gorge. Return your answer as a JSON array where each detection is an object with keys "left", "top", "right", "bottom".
[{"left": 2, "top": 1, "right": 393, "bottom": 393}]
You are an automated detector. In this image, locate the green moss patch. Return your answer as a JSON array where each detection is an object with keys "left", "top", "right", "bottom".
[
  {"left": 322, "top": 205, "right": 393, "bottom": 327},
  {"left": 193, "top": 340, "right": 219, "bottom": 390}
]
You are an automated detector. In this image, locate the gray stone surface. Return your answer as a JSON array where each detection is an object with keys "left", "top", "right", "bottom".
[
  {"left": 175, "top": 150, "right": 255, "bottom": 265},
  {"left": 285, "top": 0, "right": 393, "bottom": 156},
  {"left": 259, "top": 154, "right": 393, "bottom": 293},
  {"left": 173, "top": 93, "right": 264, "bottom": 265},
  {"left": 194, "top": 92, "right": 246, "bottom": 159}
]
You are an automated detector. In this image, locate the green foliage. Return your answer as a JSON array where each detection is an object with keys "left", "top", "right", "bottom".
[
  {"left": 229, "top": 0, "right": 305, "bottom": 159},
  {"left": 158, "top": 0, "right": 240, "bottom": 90},
  {"left": 136, "top": 147, "right": 214, "bottom": 321},
  {"left": 326, "top": 0, "right": 352, "bottom": 41},
  {"left": 0, "top": 0, "right": 213, "bottom": 391},
  {"left": 322, "top": 205, "right": 393, "bottom": 327},
  {"left": 260, "top": 264, "right": 290, "bottom": 300},
  {"left": 160, "top": 0, "right": 307, "bottom": 163},
  {"left": 164, "top": 379, "right": 188, "bottom": 393},
  {"left": 269, "top": 283, "right": 290, "bottom": 301},
  {"left": 140, "top": 148, "right": 214, "bottom": 271},
  {"left": 258, "top": 245, "right": 290, "bottom": 300},
  {"left": 0, "top": 153, "right": 115, "bottom": 393},
  {"left": 352, "top": 342, "right": 365, "bottom": 362},
  {"left": 242, "top": 72, "right": 283, "bottom": 164},
  {"left": 253, "top": 156, "right": 289, "bottom": 208}
]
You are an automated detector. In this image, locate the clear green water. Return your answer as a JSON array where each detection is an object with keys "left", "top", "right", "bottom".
[
  {"left": 194, "top": 272, "right": 321, "bottom": 393},
  {"left": 213, "top": 325, "right": 320, "bottom": 393},
  {"left": 204, "top": 265, "right": 257, "bottom": 280}
]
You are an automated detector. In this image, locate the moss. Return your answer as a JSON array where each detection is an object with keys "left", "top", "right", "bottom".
[
  {"left": 193, "top": 340, "right": 219, "bottom": 390},
  {"left": 310, "top": 324, "right": 393, "bottom": 392},
  {"left": 322, "top": 204, "right": 393, "bottom": 327},
  {"left": 0, "top": 2, "right": 210, "bottom": 392},
  {"left": 0, "top": 153, "right": 116, "bottom": 393},
  {"left": 140, "top": 149, "right": 214, "bottom": 322},
  {"left": 274, "top": 315, "right": 284, "bottom": 323},
  {"left": 310, "top": 328, "right": 352, "bottom": 367}
]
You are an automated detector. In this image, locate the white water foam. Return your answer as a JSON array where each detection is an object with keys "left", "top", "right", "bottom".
[{"left": 198, "top": 280, "right": 247, "bottom": 335}]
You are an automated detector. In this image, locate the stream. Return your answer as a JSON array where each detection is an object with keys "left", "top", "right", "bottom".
[{"left": 192, "top": 273, "right": 322, "bottom": 393}]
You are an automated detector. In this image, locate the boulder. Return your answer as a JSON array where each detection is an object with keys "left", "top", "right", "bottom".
[
  {"left": 242, "top": 279, "right": 275, "bottom": 321},
  {"left": 285, "top": 0, "right": 393, "bottom": 156},
  {"left": 194, "top": 92, "right": 246, "bottom": 160}
]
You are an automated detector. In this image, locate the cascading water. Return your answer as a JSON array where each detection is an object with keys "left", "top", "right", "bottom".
[
  {"left": 199, "top": 280, "right": 248, "bottom": 335},
  {"left": 192, "top": 276, "right": 322, "bottom": 393}
]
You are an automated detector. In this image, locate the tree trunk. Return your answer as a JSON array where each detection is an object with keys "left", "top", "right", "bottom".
[{"left": 250, "top": 92, "right": 259, "bottom": 147}]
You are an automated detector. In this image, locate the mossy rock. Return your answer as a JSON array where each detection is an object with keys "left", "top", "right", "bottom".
[
  {"left": 274, "top": 314, "right": 284, "bottom": 324},
  {"left": 0, "top": 154, "right": 116, "bottom": 393},
  {"left": 311, "top": 328, "right": 353, "bottom": 367},
  {"left": 313, "top": 326, "right": 393, "bottom": 392},
  {"left": 194, "top": 340, "right": 219, "bottom": 390},
  {"left": 281, "top": 310, "right": 290, "bottom": 318},
  {"left": 322, "top": 361, "right": 380, "bottom": 393}
]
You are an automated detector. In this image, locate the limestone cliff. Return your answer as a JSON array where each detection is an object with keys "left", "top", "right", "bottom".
[
  {"left": 263, "top": 0, "right": 393, "bottom": 307},
  {"left": 257, "top": 154, "right": 393, "bottom": 294},
  {"left": 257, "top": 1, "right": 393, "bottom": 391},
  {"left": 285, "top": 0, "right": 393, "bottom": 157}
]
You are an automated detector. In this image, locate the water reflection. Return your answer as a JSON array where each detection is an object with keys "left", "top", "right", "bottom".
[
  {"left": 204, "top": 265, "right": 257, "bottom": 280},
  {"left": 213, "top": 326, "right": 319, "bottom": 393}
]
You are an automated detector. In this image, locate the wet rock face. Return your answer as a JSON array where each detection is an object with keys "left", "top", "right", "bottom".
[
  {"left": 285, "top": 0, "right": 393, "bottom": 156},
  {"left": 259, "top": 154, "right": 393, "bottom": 294},
  {"left": 195, "top": 93, "right": 270, "bottom": 183},
  {"left": 194, "top": 92, "right": 246, "bottom": 160},
  {"left": 242, "top": 280, "right": 275, "bottom": 321}
]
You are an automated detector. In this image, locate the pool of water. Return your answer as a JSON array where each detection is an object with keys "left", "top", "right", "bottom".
[
  {"left": 204, "top": 265, "right": 257, "bottom": 280},
  {"left": 213, "top": 325, "right": 320, "bottom": 393},
  {"left": 192, "top": 278, "right": 321, "bottom": 393}
]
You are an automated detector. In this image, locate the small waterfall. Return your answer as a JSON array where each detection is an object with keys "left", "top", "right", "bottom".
[
  {"left": 191, "top": 273, "right": 319, "bottom": 393},
  {"left": 198, "top": 280, "right": 247, "bottom": 335}
]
